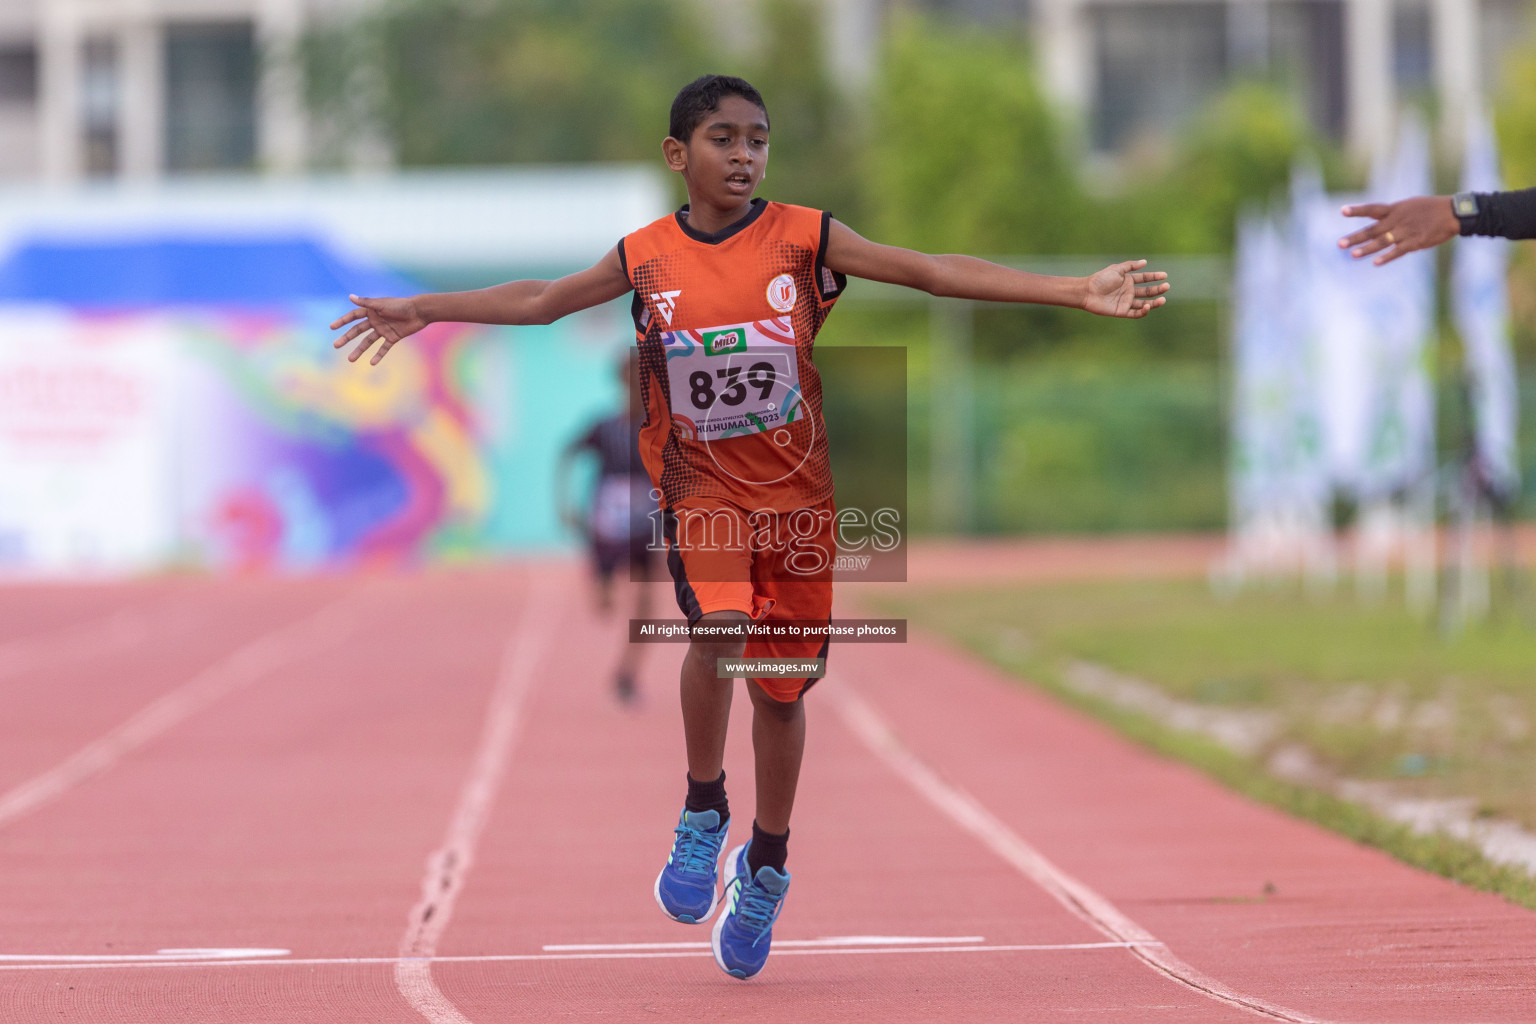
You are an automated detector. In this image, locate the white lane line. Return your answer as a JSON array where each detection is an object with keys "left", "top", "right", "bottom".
[
  {"left": 542, "top": 935, "right": 987, "bottom": 951},
  {"left": 825, "top": 679, "right": 1334, "bottom": 1024},
  {"left": 0, "top": 598, "right": 178, "bottom": 682},
  {"left": 0, "top": 948, "right": 290, "bottom": 962},
  {"left": 0, "top": 592, "right": 366, "bottom": 831},
  {"left": 0, "top": 941, "right": 1152, "bottom": 971},
  {"left": 394, "top": 579, "right": 563, "bottom": 1024}
]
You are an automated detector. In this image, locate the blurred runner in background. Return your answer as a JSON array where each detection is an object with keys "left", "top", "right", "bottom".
[{"left": 557, "top": 351, "right": 659, "bottom": 704}]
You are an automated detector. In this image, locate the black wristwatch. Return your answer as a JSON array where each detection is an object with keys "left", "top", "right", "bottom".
[{"left": 1452, "top": 191, "right": 1480, "bottom": 235}]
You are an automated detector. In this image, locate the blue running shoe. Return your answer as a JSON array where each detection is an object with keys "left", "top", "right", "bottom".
[
  {"left": 711, "top": 843, "right": 790, "bottom": 979},
  {"left": 654, "top": 809, "right": 729, "bottom": 923}
]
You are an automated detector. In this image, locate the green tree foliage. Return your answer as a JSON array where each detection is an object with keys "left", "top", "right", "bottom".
[
  {"left": 860, "top": 14, "right": 1322, "bottom": 260},
  {"left": 864, "top": 13, "right": 1084, "bottom": 254},
  {"left": 1124, "top": 82, "right": 1321, "bottom": 253},
  {"left": 1495, "top": 40, "right": 1536, "bottom": 189},
  {"left": 301, "top": 0, "right": 711, "bottom": 166},
  {"left": 745, "top": 0, "right": 861, "bottom": 220},
  {"left": 300, "top": 3, "right": 1319, "bottom": 263},
  {"left": 1495, "top": 38, "right": 1536, "bottom": 359},
  {"left": 299, "top": 0, "right": 860, "bottom": 214}
]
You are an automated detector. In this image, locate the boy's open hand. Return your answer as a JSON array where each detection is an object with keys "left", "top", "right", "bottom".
[
  {"left": 330, "top": 295, "right": 428, "bottom": 365},
  {"left": 1083, "top": 260, "right": 1169, "bottom": 318}
]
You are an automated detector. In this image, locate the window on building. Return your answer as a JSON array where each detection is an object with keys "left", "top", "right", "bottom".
[
  {"left": 164, "top": 22, "right": 256, "bottom": 173},
  {"left": 1392, "top": 0, "right": 1433, "bottom": 99},
  {"left": 1092, "top": 2, "right": 1229, "bottom": 151},
  {"left": 0, "top": 44, "right": 38, "bottom": 104},
  {"left": 1267, "top": 0, "right": 1346, "bottom": 141},
  {"left": 82, "top": 38, "right": 119, "bottom": 177}
]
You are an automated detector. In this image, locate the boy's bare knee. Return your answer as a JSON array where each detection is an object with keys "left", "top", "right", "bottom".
[
  {"left": 688, "top": 610, "right": 749, "bottom": 666},
  {"left": 691, "top": 643, "right": 743, "bottom": 671},
  {"left": 747, "top": 679, "right": 803, "bottom": 719}
]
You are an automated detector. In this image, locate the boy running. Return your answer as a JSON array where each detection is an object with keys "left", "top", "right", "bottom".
[{"left": 331, "top": 74, "right": 1168, "bottom": 980}]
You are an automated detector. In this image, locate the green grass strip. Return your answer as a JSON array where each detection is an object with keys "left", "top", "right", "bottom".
[{"left": 1011, "top": 656, "right": 1536, "bottom": 911}]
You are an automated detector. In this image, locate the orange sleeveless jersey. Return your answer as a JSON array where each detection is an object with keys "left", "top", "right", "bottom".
[{"left": 618, "top": 200, "right": 846, "bottom": 513}]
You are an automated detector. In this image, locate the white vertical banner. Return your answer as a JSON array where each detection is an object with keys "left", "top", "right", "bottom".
[
  {"left": 1294, "top": 167, "right": 1375, "bottom": 494},
  {"left": 1277, "top": 184, "right": 1329, "bottom": 512},
  {"left": 1294, "top": 124, "right": 1436, "bottom": 503},
  {"left": 1231, "top": 214, "right": 1283, "bottom": 522},
  {"left": 1233, "top": 212, "right": 1327, "bottom": 513},
  {"left": 1359, "top": 115, "right": 1437, "bottom": 498},
  {"left": 1222, "top": 197, "right": 1334, "bottom": 585},
  {"left": 0, "top": 307, "right": 178, "bottom": 575},
  {"left": 1453, "top": 107, "right": 1520, "bottom": 500}
]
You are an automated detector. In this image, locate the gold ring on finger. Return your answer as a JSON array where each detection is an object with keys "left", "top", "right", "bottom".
[{"left": 1384, "top": 231, "right": 1395, "bottom": 244}]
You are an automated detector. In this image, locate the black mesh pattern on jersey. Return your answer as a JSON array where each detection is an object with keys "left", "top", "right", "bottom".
[
  {"left": 629, "top": 249, "right": 680, "bottom": 438},
  {"left": 629, "top": 251, "right": 682, "bottom": 335}
]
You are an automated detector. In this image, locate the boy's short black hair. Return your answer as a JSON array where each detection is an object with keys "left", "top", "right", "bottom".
[{"left": 668, "top": 75, "right": 769, "bottom": 142}]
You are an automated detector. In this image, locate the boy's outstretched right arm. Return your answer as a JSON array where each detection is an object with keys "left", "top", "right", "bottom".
[
  {"left": 823, "top": 220, "right": 1169, "bottom": 318},
  {"left": 330, "top": 246, "right": 631, "bottom": 365}
]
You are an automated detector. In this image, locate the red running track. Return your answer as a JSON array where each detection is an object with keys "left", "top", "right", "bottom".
[{"left": 1, "top": 564, "right": 1533, "bottom": 1023}]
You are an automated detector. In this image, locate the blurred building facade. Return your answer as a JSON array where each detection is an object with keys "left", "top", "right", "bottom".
[
  {"left": 1, "top": 0, "right": 1532, "bottom": 184},
  {"left": 1029, "top": 0, "right": 1533, "bottom": 157},
  {"left": 930, "top": 0, "right": 1534, "bottom": 157},
  {"left": 0, "top": 0, "right": 368, "bottom": 182}
]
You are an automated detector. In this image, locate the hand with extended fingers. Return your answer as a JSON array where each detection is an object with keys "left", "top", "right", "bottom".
[
  {"left": 1338, "top": 196, "right": 1459, "bottom": 266},
  {"left": 1083, "top": 259, "right": 1170, "bottom": 318},
  {"left": 330, "top": 294, "right": 429, "bottom": 365}
]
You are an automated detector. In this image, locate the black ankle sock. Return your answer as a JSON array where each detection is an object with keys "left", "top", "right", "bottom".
[
  {"left": 684, "top": 771, "right": 729, "bottom": 824},
  {"left": 747, "top": 821, "right": 789, "bottom": 875}
]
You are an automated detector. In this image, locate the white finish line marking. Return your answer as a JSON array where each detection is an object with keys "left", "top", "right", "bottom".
[
  {"left": 0, "top": 948, "right": 290, "bottom": 963},
  {"left": 542, "top": 935, "right": 986, "bottom": 951},
  {"left": 825, "top": 679, "right": 1334, "bottom": 1024},
  {"left": 0, "top": 940, "right": 1155, "bottom": 972}
]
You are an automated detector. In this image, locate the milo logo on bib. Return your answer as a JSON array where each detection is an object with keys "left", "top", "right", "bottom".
[{"left": 703, "top": 328, "right": 748, "bottom": 356}]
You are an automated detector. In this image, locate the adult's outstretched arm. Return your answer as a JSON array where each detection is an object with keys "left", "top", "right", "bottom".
[
  {"left": 1460, "top": 187, "right": 1536, "bottom": 239},
  {"left": 1340, "top": 187, "right": 1536, "bottom": 265}
]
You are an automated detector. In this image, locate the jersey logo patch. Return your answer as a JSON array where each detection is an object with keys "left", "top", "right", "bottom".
[
  {"left": 703, "top": 328, "right": 747, "bottom": 356},
  {"left": 766, "top": 274, "right": 797, "bottom": 313},
  {"left": 651, "top": 290, "right": 682, "bottom": 325}
]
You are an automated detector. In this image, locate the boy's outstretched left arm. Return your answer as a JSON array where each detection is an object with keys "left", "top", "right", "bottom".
[
  {"left": 823, "top": 220, "right": 1169, "bottom": 317},
  {"left": 329, "top": 246, "right": 630, "bottom": 364}
]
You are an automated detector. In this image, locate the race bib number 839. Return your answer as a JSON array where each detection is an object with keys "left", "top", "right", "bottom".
[{"left": 663, "top": 318, "right": 802, "bottom": 442}]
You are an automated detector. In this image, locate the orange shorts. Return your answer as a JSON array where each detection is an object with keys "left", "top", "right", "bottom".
[{"left": 662, "top": 496, "right": 834, "bottom": 702}]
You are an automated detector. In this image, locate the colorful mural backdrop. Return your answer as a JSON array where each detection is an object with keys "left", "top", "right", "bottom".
[
  {"left": 0, "top": 236, "right": 628, "bottom": 577},
  {"left": 175, "top": 307, "right": 490, "bottom": 570}
]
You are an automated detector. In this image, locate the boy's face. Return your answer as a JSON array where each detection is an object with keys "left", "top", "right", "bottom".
[{"left": 664, "top": 95, "right": 769, "bottom": 209}]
